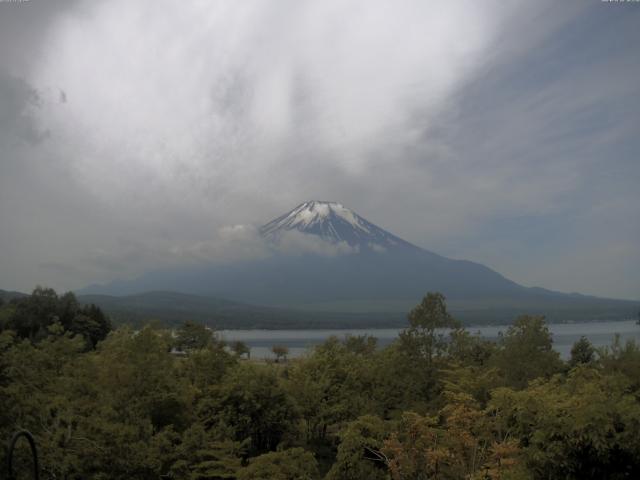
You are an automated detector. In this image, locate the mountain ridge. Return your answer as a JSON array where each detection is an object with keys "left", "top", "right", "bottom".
[
  {"left": 260, "top": 200, "right": 420, "bottom": 253},
  {"left": 76, "top": 201, "right": 638, "bottom": 324}
]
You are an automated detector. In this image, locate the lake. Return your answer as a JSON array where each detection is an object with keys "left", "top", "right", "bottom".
[{"left": 219, "top": 319, "right": 640, "bottom": 360}]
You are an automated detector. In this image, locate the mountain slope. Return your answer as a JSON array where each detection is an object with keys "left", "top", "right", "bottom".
[
  {"left": 77, "top": 291, "right": 405, "bottom": 329},
  {"left": 0, "top": 289, "right": 29, "bottom": 302},
  {"left": 79, "top": 201, "right": 638, "bottom": 324}
]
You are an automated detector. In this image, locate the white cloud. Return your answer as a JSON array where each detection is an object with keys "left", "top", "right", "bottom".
[
  {"left": 30, "top": 0, "right": 503, "bottom": 205},
  {"left": 170, "top": 224, "right": 270, "bottom": 264},
  {"left": 271, "top": 230, "right": 358, "bottom": 257},
  {"left": 0, "top": 0, "right": 638, "bottom": 298}
]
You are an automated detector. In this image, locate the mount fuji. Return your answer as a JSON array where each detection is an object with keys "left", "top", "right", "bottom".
[
  {"left": 260, "top": 201, "right": 419, "bottom": 253},
  {"left": 79, "top": 201, "right": 637, "bottom": 325}
]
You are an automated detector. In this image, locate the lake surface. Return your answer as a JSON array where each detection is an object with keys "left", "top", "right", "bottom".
[{"left": 219, "top": 319, "right": 640, "bottom": 360}]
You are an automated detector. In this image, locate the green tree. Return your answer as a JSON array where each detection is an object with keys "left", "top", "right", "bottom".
[
  {"left": 70, "top": 305, "right": 112, "bottom": 350},
  {"left": 447, "top": 328, "right": 496, "bottom": 368},
  {"left": 597, "top": 335, "right": 640, "bottom": 390},
  {"left": 7, "top": 286, "right": 59, "bottom": 341},
  {"left": 94, "top": 326, "right": 191, "bottom": 432},
  {"left": 3, "top": 287, "right": 110, "bottom": 349},
  {"left": 57, "top": 290, "right": 80, "bottom": 329},
  {"left": 325, "top": 415, "right": 389, "bottom": 480},
  {"left": 175, "top": 320, "right": 215, "bottom": 351},
  {"left": 286, "top": 337, "right": 378, "bottom": 442},
  {"left": 391, "top": 293, "right": 460, "bottom": 409},
  {"left": 237, "top": 448, "right": 319, "bottom": 480},
  {"left": 180, "top": 341, "right": 237, "bottom": 391},
  {"left": 491, "top": 315, "right": 563, "bottom": 389},
  {"left": 399, "top": 293, "right": 460, "bottom": 364},
  {"left": 343, "top": 334, "right": 378, "bottom": 355},
  {"left": 569, "top": 336, "right": 596, "bottom": 368},
  {"left": 198, "top": 364, "right": 298, "bottom": 455},
  {"left": 489, "top": 368, "right": 640, "bottom": 479},
  {"left": 168, "top": 424, "right": 243, "bottom": 480},
  {"left": 0, "top": 300, "right": 15, "bottom": 330}
]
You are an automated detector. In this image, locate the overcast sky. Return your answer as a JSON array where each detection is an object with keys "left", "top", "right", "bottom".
[{"left": 0, "top": 0, "right": 638, "bottom": 300}]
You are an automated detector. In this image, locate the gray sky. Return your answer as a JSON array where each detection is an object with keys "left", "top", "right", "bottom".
[{"left": 0, "top": 0, "right": 638, "bottom": 300}]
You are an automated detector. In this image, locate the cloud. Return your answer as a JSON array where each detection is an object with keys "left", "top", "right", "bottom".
[
  {"left": 0, "top": 72, "right": 46, "bottom": 145},
  {"left": 170, "top": 225, "right": 270, "bottom": 264},
  {"left": 0, "top": 1, "right": 638, "bottom": 298},
  {"left": 270, "top": 230, "right": 358, "bottom": 257},
  {"left": 33, "top": 222, "right": 360, "bottom": 290},
  {"left": 139, "top": 224, "right": 360, "bottom": 266},
  {"left": 28, "top": 0, "right": 500, "bottom": 205}
]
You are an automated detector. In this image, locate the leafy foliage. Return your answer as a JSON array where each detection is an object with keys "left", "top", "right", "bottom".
[
  {"left": 325, "top": 415, "right": 389, "bottom": 480},
  {"left": 197, "top": 364, "right": 299, "bottom": 455},
  {"left": 1, "top": 289, "right": 640, "bottom": 479},
  {"left": 237, "top": 448, "right": 319, "bottom": 480},
  {"left": 0, "top": 286, "right": 111, "bottom": 348},
  {"left": 569, "top": 336, "right": 596, "bottom": 368},
  {"left": 489, "top": 368, "right": 640, "bottom": 479},
  {"left": 400, "top": 292, "right": 460, "bottom": 364},
  {"left": 491, "top": 315, "right": 564, "bottom": 389},
  {"left": 175, "top": 320, "right": 216, "bottom": 351}
]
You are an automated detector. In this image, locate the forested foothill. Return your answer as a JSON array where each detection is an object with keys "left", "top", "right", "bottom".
[{"left": 1, "top": 289, "right": 640, "bottom": 479}]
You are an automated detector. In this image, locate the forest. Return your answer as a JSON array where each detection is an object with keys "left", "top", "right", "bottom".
[{"left": 1, "top": 288, "right": 640, "bottom": 479}]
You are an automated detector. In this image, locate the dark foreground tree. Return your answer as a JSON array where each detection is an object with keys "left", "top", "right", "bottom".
[
  {"left": 569, "top": 336, "right": 596, "bottom": 368},
  {"left": 2, "top": 287, "right": 110, "bottom": 348}
]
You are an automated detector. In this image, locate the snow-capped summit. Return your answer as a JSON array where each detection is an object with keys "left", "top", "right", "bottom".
[{"left": 260, "top": 201, "right": 419, "bottom": 252}]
